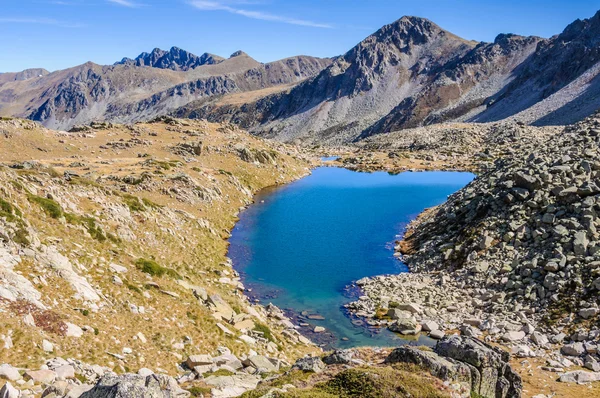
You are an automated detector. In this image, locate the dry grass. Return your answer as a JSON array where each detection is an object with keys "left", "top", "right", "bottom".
[{"left": 0, "top": 117, "right": 317, "bottom": 372}]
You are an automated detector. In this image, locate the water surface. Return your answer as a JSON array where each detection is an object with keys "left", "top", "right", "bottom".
[{"left": 229, "top": 167, "right": 473, "bottom": 348}]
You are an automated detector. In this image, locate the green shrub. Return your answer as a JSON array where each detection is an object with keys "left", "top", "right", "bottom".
[
  {"left": 27, "top": 194, "right": 63, "bottom": 218},
  {"left": 135, "top": 258, "right": 181, "bottom": 279},
  {"left": 188, "top": 386, "right": 211, "bottom": 397},
  {"left": 123, "top": 194, "right": 145, "bottom": 212},
  {"left": 253, "top": 322, "right": 275, "bottom": 343}
]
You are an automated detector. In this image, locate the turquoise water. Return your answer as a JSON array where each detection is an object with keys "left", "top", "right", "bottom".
[{"left": 229, "top": 167, "right": 474, "bottom": 348}]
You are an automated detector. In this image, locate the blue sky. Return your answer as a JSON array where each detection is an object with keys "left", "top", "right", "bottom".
[{"left": 1, "top": 0, "right": 599, "bottom": 72}]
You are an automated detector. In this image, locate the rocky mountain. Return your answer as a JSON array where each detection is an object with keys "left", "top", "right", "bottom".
[
  {"left": 0, "top": 68, "right": 50, "bottom": 84},
  {"left": 183, "top": 11, "right": 600, "bottom": 145},
  {"left": 116, "top": 46, "right": 226, "bottom": 71},
  {"left": 0, "top": 51, "right": 331, "bottom": 130}
]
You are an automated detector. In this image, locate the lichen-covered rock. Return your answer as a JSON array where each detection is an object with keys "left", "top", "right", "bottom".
[{"left": 80, "top": 373, "right": 190, "bottom": 398}]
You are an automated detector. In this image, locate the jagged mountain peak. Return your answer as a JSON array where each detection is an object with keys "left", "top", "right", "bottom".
[
  {"left": 116, "top": 46, "right": 225, "bottom": 71},
  {"left": 230, "top": 50, "right": 249, "bottom": 58}
]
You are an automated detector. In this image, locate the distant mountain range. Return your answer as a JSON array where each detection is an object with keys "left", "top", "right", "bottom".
[{"left": 1, "top": 10, "right": 600, "bottom": 143}]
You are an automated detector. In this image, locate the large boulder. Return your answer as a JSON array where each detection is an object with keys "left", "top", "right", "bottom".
[
  {"left": 385, "top": 346, "right": 472, "bottom": 394},
  {"left": 291, "top": 356, "right": 325, "bottom": 373},
  {"left": 434, "top": 336, "right": 521, "bottom": 398},
  {"left": 80, "top": 373, "right": 190, "bottom": 398}
]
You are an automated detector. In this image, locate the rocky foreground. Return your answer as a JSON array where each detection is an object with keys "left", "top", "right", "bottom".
[{"left": 347, "top": 114, "right": 600, "bottom": 393}]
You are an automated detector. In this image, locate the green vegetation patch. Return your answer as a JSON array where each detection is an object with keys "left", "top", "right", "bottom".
[
  {"left": 253, "top": 322, "right": 275, "bottom": 343},
  {"left": 65, "top": 214, "right": 107, "bottom": 242},
  {"left": 122, "top": 194, "right": 145, "bottom": 212},
  {"left": 135, "top": 258, "right": 181, "bottom": 279},
  {"left": 242, "top": 366, "right": 449, "bottom": 398},
  {"left": 27, "top": 194, "right": 63, "bottom": 218}
]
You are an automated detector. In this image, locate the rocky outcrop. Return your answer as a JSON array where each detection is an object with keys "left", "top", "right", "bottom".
[
  {"left": 386, "top": 336, "right": 522, "bottom": 398},
  {"left": 188, "top": 11, "right": 600, "bottom": 145},
  {"left": 80, "top": 373, "right": 189, "bottom": 398}
]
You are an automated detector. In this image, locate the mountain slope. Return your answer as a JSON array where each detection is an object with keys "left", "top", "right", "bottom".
[
  {"left": 471, "top": 10, "right": 600, "bottom": 125},
  {"left": 0, "top": 51, "right": 331, "bottom": 130},
  {"left": 181, "top": 16, "right": 542, "bottom": 144},
  {"left": 181, "top": 11, "right": 600, "bottom": 145}
]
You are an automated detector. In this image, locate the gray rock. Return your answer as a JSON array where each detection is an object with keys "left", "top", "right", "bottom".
[
  {"left": 561, "top": 342, "right": 585, "bottom": 356},
  {"left": 0, "top": 382, "right": 19, "bottom": 398},
  {"left": 435, "top": 335, "right": 521, "bottom": 398},
  {"left": 385, "top": 346, "right": 472, "bottom": 392},
  {"left": 291, "top": 357, "right": 325, "bottom": 373},
  {"left": 559, "top": 370, "right": 600, "bottom": 383},
  {"left": 80, "top": 373, "right": 190, "bottom": 398},
  {"left": 322, "top": 349, "right": 354, "bottom": 365},
  {"left": 0, "top": 364, "right": 21, "bottom": 381}
]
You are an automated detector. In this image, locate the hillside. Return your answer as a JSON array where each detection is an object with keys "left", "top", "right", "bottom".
[
  {"left": 0, "top": 116, "right": 322, "bottom": 396},
  {"left": 183, "top": 11, "right": 600, "bottom": 145},
  {"left": 0, "top": 51, "right": 331, "bottom": 131}
]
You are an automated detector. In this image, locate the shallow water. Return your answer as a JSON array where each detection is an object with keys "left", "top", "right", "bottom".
[{"left": 229, "top": 167, "right": 474, "bottom": 348}]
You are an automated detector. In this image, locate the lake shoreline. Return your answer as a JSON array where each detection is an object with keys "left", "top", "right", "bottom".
[{"left": 228, "top": 159, "right": 474, "bottom": 349}]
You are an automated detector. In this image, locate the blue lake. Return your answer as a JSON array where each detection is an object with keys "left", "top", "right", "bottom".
[{"left": 229, "top": 167, "right": 474, "bottom": 348}]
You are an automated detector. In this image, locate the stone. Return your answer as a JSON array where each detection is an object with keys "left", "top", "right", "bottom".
[
  {"left": 233, "top": 319, "right": 254, "bottom": 331},
  {"left": 389, "top": 318, "right": 421, "bottom": 335},
  {"left": 396, "top": 303, "right": 422, "bottom": 314},
  {"left": 64, "top": 384, "right": 94, "bottom": 398},
  {"left": 65, "top": 323, "right": 83, "bottom": 338},
  {"left": 559, "top": 370, "right": 600, "bottom": 383},
  {"left": 42, "top": 340, "right": 53, "bottom": 353},
  {"left": 579, "top": 308, "right": 599, "bottom": 319},
  {"left": 137, "top": 368, "right": 154, "bottom": 377},
  {"left": 216, "top": 323, "right": 234, "bottom": 336},
  {"left": 430, "top": 330, "right": 445, "bottom": 339},
  {"left": 421, "top": 320, "right": 439, "bottom": 332},
  {"left": 501, "top": 331, "right": 525, "bottom": 342},
  {"left": 238, "top": 335, "right": 256, "bottom": 345},
  {"left": 244, "top": 355, "right": 277, "bottom": 372},
  {"left": 208, "top": 295, "right": 235, "bottom": 320},
  {"left": 530, "top": 331, "right": 549, "bottom": 346},
  {"left": 0, "top": 382, "right": 19, "bottom": 398},
  {"left": 385, "top": 346, "right": 472, "bottom": 393},
  {"left": 434, "top": 335, "right": 522, "bottom": 398},
  {"left": 313, "top": 326, "right": 325, "bottom": 333},
  {"left": 204, "top": 374, "right": 260, "bottom": 398},
  {"left": 291, "top": 357, "right": 325, "bottom": 373},
  {"left": 79, "top": 373, "right": 189, "bottom": 398},
  {"left": 54, "top": 365, "right": 75, "bottom": 380},
  {"left": 323, "top": 349, "right": 354, "bottom": 365},
  {"left": 186, "top": 355, "right": 212, "bottom": 368},
  {"left": 0, "top": 364, "right": 21, "bottom": 381},
  {"left": 561, "top": 342, "right": 585, "bottom": 356},
  {"left": 386, "top": 308, "right": 412, "bottom": 320},
  {"left": 24, "top": 369, "right": 56, "bottom": 384},
  {"left": 573, "top": 231, "right": 589, "bottom": 256}
]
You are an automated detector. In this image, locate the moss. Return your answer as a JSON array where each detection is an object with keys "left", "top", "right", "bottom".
[
  {"left": 27, "top": 194, "right": 63, "bottom": 218},
  {"left": 126, "top": 283, "right": 142, "bottom": 294},
  {"left": 142, "top": 197, "right": 162, "bottom": 209},
  {"left": 13, "top": 228, "right": 30, "bottom": 246},
  {"left": 253, "top": 322, "right": 275, "bottom": 343},
  {"left": 65, "top": 214, "right": 107, "bottom": 242},
  {"left": 204, "top": 369, "right": 234, "bottom": 377},
  {"left": 122, "top": 194, "right": 145, "bottom": 212},
  {"left": 188, "top": 386, "right": 212, "bottom": 397},
  {"left": 106, "top": 232, "right": 121, "bottom": 244},
  {"left": 135, "top": 258, "right": 181, "bottom": 279}
]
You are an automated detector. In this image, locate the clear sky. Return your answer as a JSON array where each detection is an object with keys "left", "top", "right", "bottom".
[{"left": 1, "top": 0, "right": 599, "bottom": 73}]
